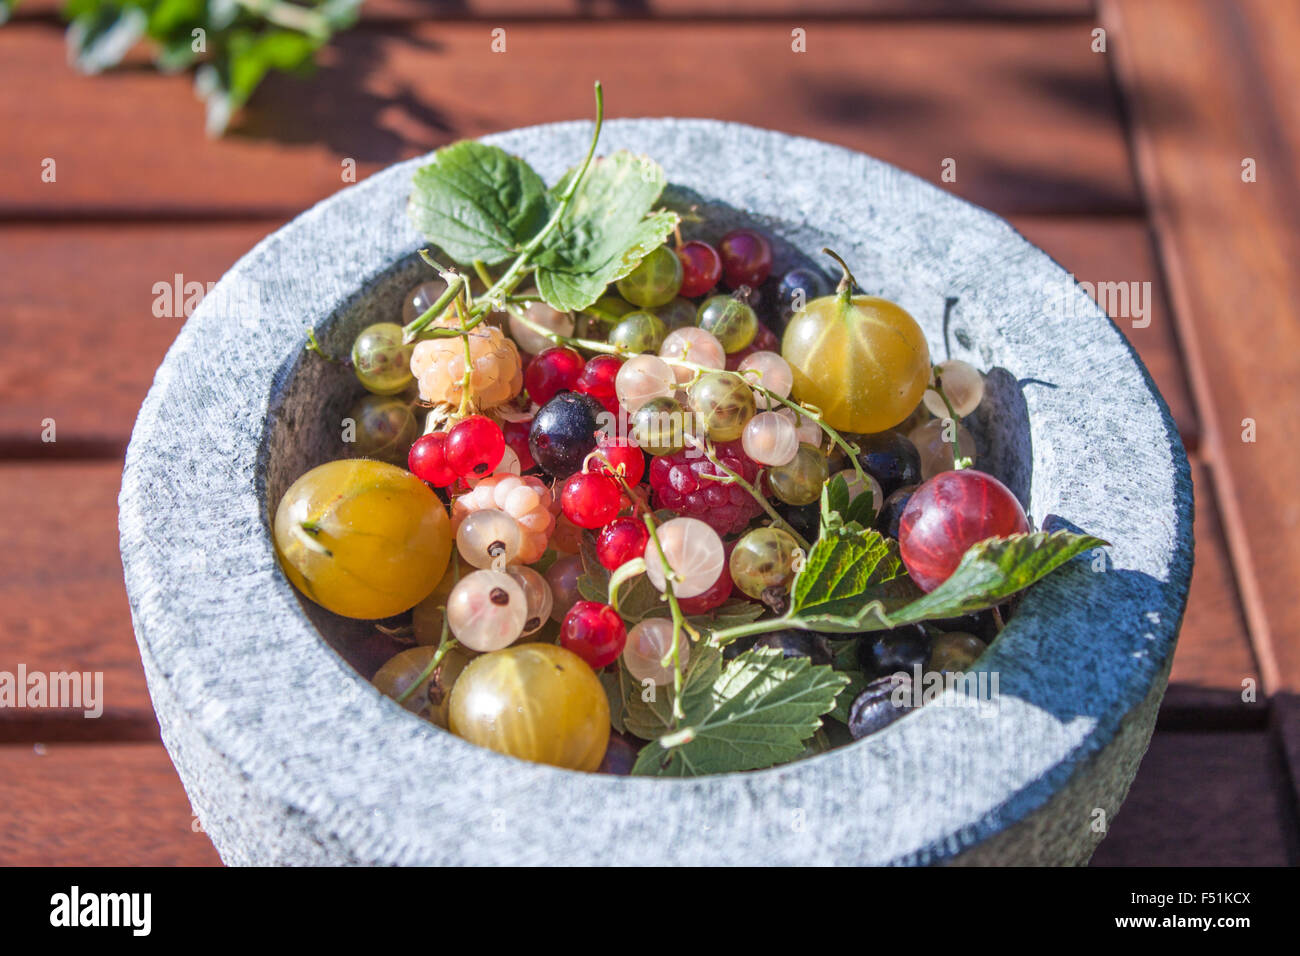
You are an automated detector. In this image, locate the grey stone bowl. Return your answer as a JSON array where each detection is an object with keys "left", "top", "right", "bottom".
[{"left": 119, "top": 119, "right": 1192, "bottom": 865}]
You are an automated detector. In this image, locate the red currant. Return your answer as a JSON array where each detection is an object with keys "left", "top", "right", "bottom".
[
  {"left": 407, "top": 432, "right": 458, "bottom": 487},
  {"left": 718, "top": 229, "right": 773, "bottom": 290},
  {"left": 444, "top": 415, "right": 505, "bottom": 478},
  {"left": 596, "top": 517, "right": 651, "bottom": 570},
  {"left": 501, "top": 417, "right": 536, "bottom": 471},
  {"left": 898, "top": 470, "right": 1030, "bottom": 592},
  {"left": 524, "top": 346, "right": 584, "bottom": 406},
  {"left": 677, "top": 240, "right": 722, "bottom": 298},
  {"left": 574, "top": 353, "right": 622, "bottom": 415},
  {"left": 560, "top": 601, "right": 627, "bottom": 669},
  {"left": 594, "top": 436, "right": 645, "bottom": 486},
  {"left": 560, "top": 471, "right": 622, "bottom": 529}
]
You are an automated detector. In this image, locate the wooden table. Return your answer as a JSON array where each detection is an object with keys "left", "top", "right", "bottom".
[{"left": 1, "top": 0, "right": 1296, "bottom": 866}]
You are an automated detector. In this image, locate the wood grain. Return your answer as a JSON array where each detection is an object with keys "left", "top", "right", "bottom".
[
  {"left": 0, "top": 19, "right": 1137, "bottom": 217},
  {"left": 0, "top": 463, "right": 154, "bottom": 726},
  {"left": 0, "top": 221, "right": 281, "bottom": 450},
  {"left": 11, "top": 0, "right": 1096, "bottom": 22},
  {"left": 1102, "top": 0, "right": 1300, "bottom": 693},
  {"left": 1090, "top": 730, "right": 1294, "bottom": 865},
  {"left": 0, "top": 743, "right": 221, "bottom": 865}
]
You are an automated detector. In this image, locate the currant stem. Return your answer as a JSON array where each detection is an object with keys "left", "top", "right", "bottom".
[
  {"left": 694, "top": 437, "right": 811, "bottom": 551},
  {"left": 822, "top": 247, "right": 860, "bottom": 299},
  {"left": 641, "top": 512, "right": 689, "bottom": 724},
  {"left": 927, "top": 366, "right": 971, "bottom": 470},
  {"left": 505, "top": 302, "right": 623, "bottom": 355},
  {"left": 395, "top": 622, "right": 459, "bottom": 706},
  {"left": 401, "top": 81, "right": 606, "bottom": 343}
]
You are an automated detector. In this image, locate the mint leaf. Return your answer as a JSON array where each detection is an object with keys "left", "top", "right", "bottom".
[
  {"left": 407, "top": 142, "right": 552, "bottom": 266},
  {"left": 792, "top": 529, "right": 1106, "bottom": 633},
  {"left": 533, "top": 152, "right": 679, "bottom": 311},
  {"left": 631, "top": 647, "right": 847, "bottom": 777}
]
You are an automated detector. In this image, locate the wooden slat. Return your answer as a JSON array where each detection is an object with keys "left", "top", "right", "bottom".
[
  {"left": 12, "top": 0, "right": 1096, "bottom": 22},
  {"left": 1102, "top": 0, "right": 1300, "bottom": 694},
  {"left": 0, "top": 19, "right": 1137, "bottom": 217},
  {"left": 0, "top": 743, "right": 221, "bottom": 865},
  {"left": 1162, "top": 463, "right": 1260, "bottom": 715},
  {"left": 1089, "top": 731, "right": 1294, "bottom": 866},
  {"left": 0, "top": 463, "right": 155, "bottom": 729},
  {"left": 1010, "top": 215, "right": 1198, "bottom": 449},
  {"left": 0, "top": 221, "right": 280, "bottom": 450}
]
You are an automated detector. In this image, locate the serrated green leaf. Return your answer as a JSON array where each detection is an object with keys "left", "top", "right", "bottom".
[
  {"left": 844, "top": 490, "right": 878, "bottom": 529},
  {"left": 790, "top": 525, "right": 915, "bottom": 623},
  {"left": 793, "top": 529, "right": 1107, "bottom": 633},
  {"left": 620, "top": 645, "right": 720, "bottom": 741},
  {"left": 407, "top": 141, "right": 552, "bottom": 266},
  {"left": 631, "top": 647, "right": 847, "bottom": 777},
  {"left": 532, "top": 152, "right": 679, "bottom": 311},
  {"left": 536, "top": 210, "right": 678, "bottom": 312}
]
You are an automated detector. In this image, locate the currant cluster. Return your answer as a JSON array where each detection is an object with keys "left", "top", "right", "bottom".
[{"left": 281, "top": 214, "right": 1024, "bottom": 777}]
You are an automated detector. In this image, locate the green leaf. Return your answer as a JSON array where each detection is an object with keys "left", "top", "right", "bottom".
[
  {"left": 407, "top": 141, "right": 552, "bottom": 266},
  {"left": 620, "top": 645, "right": 721, "bottom": 741},
  {"left": 533, "top": 152, "right": 679, "bottom": 311},
  {"left": 684, "top": 598, "right": 765, "bottom": 634},
  {"left": 829, "top": 670, "right": 869, "bottom": 724},
  {"left": 67, "top": 5, "right": 148, "bottom": 74},
  {"left": 631, "top": 647, "right": 847, "bottom": 777},
  {"left": 577, "top": 532, "right": 667, "bottom": 624},
  {"left": 792, "top": 529, "right": 1107, "bottom": 633},
  {"left": 790, "top": 524, "right": 916, "bottom": 623},
  {"left": 599, "top": 669, "right": 626, "bottom": 735},
  {"left": 607, "top": 557, "right": 647, "bottom": 614},
  {"left": 819, "top": 474, "right": 850, "bottom": 536}
]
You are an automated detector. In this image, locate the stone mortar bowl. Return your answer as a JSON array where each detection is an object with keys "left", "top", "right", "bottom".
[{"left": 119, "top": 119, "right": 1192, "bottom": 865}]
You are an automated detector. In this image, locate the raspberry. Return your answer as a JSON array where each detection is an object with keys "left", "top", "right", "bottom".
[
  {"left": 648, "top": 440, "right": 764, "bottom": 535},
  {"left": 410, "top": 322, "right": 523, "bottom": 410},
  {"left": 450, "top": 474, "right": 555, "bottom": 564}
]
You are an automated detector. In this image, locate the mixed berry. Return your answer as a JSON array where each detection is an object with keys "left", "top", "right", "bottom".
[{"left": 273, "top": 114, "right": 1091, "bottom": 779}]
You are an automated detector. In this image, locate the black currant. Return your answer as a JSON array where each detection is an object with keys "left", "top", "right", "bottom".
[
  {"left": 855, "top": 625, "right": 931, "bottom": 679},
  {"left": 854, "top": 430, "right": 922, "bottom": 497},
  {"left": 847, "top": 673, "right": 916, "bottom": 739},
  {"left": 528, "top": 391, "right": 605, "bottom": 479}
]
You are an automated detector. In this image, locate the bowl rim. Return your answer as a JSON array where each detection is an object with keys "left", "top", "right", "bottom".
[{"left": 120, "top": 117, "right": 1192, "bottom": 865}]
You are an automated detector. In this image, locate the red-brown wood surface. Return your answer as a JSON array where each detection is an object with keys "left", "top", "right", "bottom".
[
  {"left": 0, "top": 744, "right": 221, "bottom": 865},
  {"left": 0, "top": 0, "right": 1294, "bottom": 867},
  {"left": 0, "top": 19, "right": 1137, "bottom": 217}
]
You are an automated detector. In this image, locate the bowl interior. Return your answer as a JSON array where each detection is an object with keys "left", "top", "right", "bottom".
[{"left": 261, "top": 186, "right": 1033, "bottom": 699}]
